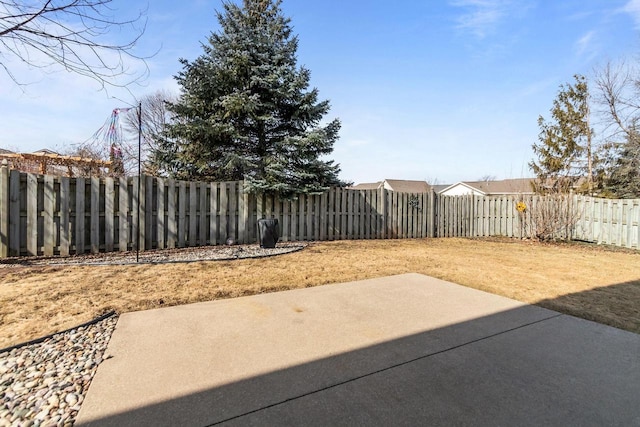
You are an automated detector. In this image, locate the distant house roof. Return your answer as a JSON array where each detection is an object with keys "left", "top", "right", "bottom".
[
  {"left": 431, "top": 184, "right": 450, "bottom": 193},
  {"left": 349, "top": 179, "right": 432, "bottom": 193},
  {"left": 32, "top": 148, "right": 61, "bottom": 156},
  {"left": 349, "top": 181, "right": 383, "bottom": 190},
  {"left": 464, "top": 178, "right": 534, "bottom": 195},
  {"left": 383, "top": 179, "right": 431, "bottom": 193},
  {"left": 439, "top": 178, "right": 535, "bottom": 196}
]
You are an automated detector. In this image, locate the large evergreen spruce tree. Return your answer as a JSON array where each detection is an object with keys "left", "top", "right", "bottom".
[{"left": 162, "top": 0, "right": 344, "bottom": 196}]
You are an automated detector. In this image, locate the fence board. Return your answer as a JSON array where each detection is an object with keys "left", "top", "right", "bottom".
[
  {"left": 8, "top": 171, "right": 19, "bottom": 256},
  {"left": 0, "top": 168, "right": 7, "bottom": 256},
  {"left": 105, "top": 177, "right": 114, "bottom": 252},
  {"left": 90, "top": 177, "right": 100, "bottom": 253},
  {"left": 304, "top": 194, "right": 312, "bottom": 241},
  {"left": 75, "top": 177, "right": 85, "bottom": 254},
  {"left": 178, "top": 181, "right": 186, "bottom": 247},
  {"left": 42, "top": 176, "right": 55, "bottom": 256},
  {"left": 617, "top": 200, "right": 624, "bottom": 247},
  {"left": 357, "top": 191, "right": 364, "bottom": 239},
  {"left": 320, "top": 192, "right": 327, "bottom": 241},
  {"left": 189, "top": 182, "right": 197, "bottom": 246},
  {"left": 0, "top": 165, "right": 7, "bottom": 257},
  {"left": 219, "top": 183, "right": 228, "bottom": 242},
  {"left": 157, "top": 178, "right": 165, "bottom": 249},
  {"left": 209, "top": 183, "right": 218, "bottom": 245},
  {"left": 145, "top": 176, "right": 153, "bottom": 250},
  {"left": 282, "top": 199, "right": 290, "bottom": 242},
  {"left": 229, "top": 183, "right": 237, "bottom": 241},
  {"left": 131, "top": 176, "right": 139, "bottom": 252},
  {"left": 240, "top": 186, "right": 249, "bottom": 244},
  {"left": 59, "top": 177, "right": 70, "bottom": 256},
  {"left": 390, "top": 192, "right": 397, "bottom": 239},
  {"left": 26, "top": 174, "right": 38, "bottom": 255},
  {"left": 166, "top": 180, "right": 176, "bottom": 248},
  {"left": 138, "top": 176, "right": 147, "bottom": 250},
  {"left": 198, "top": 182, "right": 207, "bottom": 245},
  {"left": 296, "top": 196, "right": 303, "bottom": 240},
  {"left": 119, "top": 177, "right": 129, "bottom": 251},
  {"left": 401, "top": 193, "right": 408, "bottom": 238}
]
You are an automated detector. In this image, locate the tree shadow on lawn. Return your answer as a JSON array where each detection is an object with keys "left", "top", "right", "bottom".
[{"left": 535, "top": 279, "right": 640, "bottom": 334}]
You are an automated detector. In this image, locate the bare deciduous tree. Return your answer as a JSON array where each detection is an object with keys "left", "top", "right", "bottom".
[
  {"left": 122, "top": 90, "right": 176, "bottom": 176},
  {"left": 0, "top": 0, "right": 149, "bottom": 88},
  {"left": 594, "top": 60, "right": 640, "bottom": 141},
  {"left": 593, "top": 60, "right": 640, "bottom": 197}
]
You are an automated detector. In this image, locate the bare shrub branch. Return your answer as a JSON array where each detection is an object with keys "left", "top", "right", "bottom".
[{"left": 0, "top": 0, "right": 150, "bottom": 89}]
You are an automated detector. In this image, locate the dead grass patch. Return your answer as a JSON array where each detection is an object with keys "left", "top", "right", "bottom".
[{"left": 1, "top": 238, "right": 638, "bottom": 348}]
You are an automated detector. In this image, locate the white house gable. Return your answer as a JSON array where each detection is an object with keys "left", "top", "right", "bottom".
[{"left": 439, "top": 182, "right": 485, "bottom": 196}]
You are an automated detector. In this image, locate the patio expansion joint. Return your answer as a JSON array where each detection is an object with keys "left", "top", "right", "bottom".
[{"left": 205, "top": 312, "right": 565, "bottom": 426}]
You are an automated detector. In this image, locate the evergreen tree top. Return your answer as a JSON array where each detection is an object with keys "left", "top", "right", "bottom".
[{"left": 163, "top": 0, "right": 345, "bottom": 195}]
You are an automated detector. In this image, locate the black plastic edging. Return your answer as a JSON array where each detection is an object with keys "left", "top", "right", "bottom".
[{"left": 0, "top": 310, "right": 117, "bottom": 355}]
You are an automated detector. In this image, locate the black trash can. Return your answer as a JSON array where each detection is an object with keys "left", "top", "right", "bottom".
[{"left": 257, "top": 218, "right": 279, "bottom": 248}]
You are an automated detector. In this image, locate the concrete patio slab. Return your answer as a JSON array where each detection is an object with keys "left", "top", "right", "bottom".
[{"left": 76, "top": 273, "right": 640, "bottom": 426}]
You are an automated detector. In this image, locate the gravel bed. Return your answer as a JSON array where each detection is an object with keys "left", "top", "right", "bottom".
[
  {"left": 0, "top": 315, "right": 118, "bottom": 426},
  {"left": 0, "top": 242, "right": 306, "bottom": 267},
  {"left": 0, "top": 243, "right": 305, "bottom": 424}
]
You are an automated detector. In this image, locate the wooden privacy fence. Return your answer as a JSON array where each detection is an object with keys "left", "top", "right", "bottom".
[
  {"left": 1, "top": 167, "right": 638, "bottom": 257},
  {"left": 573, "top": 195, "right": 640, "bottom": 249},
  {"left": 0, "top": 168, "right": 434, "bottom": 257},
  {"left": 435, "top": 194, "right": 639, "bottom": 249}
]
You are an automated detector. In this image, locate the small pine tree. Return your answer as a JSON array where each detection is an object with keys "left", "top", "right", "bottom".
[
  {"left": 161, "top": 0, "right": 345, "bottom": 196},
  {"left": 529, "top": 75, "right": 593, "bottom": 194}
]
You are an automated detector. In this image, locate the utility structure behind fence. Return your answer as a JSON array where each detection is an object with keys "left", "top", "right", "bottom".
[{"left": 0, "top": 167, "right": 638, "bottom": 257}]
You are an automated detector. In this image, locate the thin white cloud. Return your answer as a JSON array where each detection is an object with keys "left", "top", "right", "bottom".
[
  {"left": 622, "top": 0, "right": 640, "bottom": 27},
  {"left": 575, "top": 30, "right": 596, "bottom": 57},
  {"left": 450, "top": 0, "right": 513, "bottom": 39}
]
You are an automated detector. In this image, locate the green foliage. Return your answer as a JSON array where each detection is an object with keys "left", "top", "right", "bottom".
[
  {"left": 605, "top": 127, "right": 640, "bottom": 198},
  {"left": 529, "top": 75, "right": 593, "bottom": 194},
  {"left": 159, "top": 0, "right": 345, "bottom": 196}
]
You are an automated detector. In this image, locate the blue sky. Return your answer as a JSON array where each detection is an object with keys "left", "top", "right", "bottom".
[{"left": 2, "top": 0, "right": 640, "bottom": 184}]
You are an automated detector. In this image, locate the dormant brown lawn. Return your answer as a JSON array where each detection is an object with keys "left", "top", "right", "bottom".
[{"left": 1, "top": 238, "right": 639, "bottom": 348}]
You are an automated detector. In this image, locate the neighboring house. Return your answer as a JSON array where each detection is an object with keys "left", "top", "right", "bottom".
[
  {"left": 431, "top": 184, "right": 450, "bottom": 194},
  {"left": 349, "top": 179, "right": 432, "bottom": 193},
  {"left": 0, "top": 148, "right": 112, "bottom": 176},
  {"left": 439, "top": 178, "right": 535, "bottom": 196},
  {"left": 349, "top": 181, "right": 383, "bottom": 191}
]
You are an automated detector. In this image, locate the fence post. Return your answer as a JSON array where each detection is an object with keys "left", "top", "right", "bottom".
[{"left": 0, "top": 160, "right": 8, "bottom": 257}]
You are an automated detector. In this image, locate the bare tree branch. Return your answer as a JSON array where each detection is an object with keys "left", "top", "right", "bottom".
[
  {"left": 122, "top": 90, "right": 176, "bottom": 175},
  {"left": 593, "top": 60, "right": 639, "bottom": 143},
  {"left": 0, "top": 0, "right": 151, "bottom": 89}
]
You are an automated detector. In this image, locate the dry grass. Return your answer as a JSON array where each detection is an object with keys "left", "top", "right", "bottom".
[{"left": 1, "top": 238, "right": 639, "bottom": 348}]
